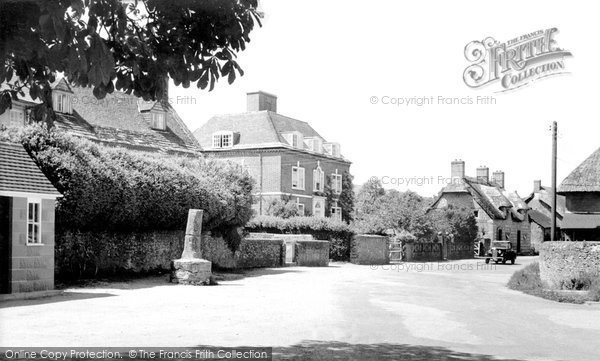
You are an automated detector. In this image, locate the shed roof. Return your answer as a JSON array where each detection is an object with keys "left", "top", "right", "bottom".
[{"left": 0, "top": 142, "right": 61, "bottom": 197}]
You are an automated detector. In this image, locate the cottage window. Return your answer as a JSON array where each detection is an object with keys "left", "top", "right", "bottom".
[
  {"left": 53, "top": 93, "right": 72, "bottom": 114},
  {"left": 292, "top": 166, "right": 305, "bottom": 190},
  {"left": 331, "top": 173, "right": 343, "bottom": 194},
  {"left": 282, "top": 132, "right": 304, "bottom": 149},
  {"left": 9, "top": 109, "right": 24, "bottom": 126},
  {"left": 150, "top": 113, "right": 166, "bottom": 130},
  {"left": 212, "top": 132, "right": 234, "bottom": 148},
  {"left": 27, "top": 199, "right": 42, "bottom": 245},
  {"left": 313, "top": 167, "right": 324, "bottom": 192},
  {"left": 497, "top": 228, "right": 503, "bottom": 241}
]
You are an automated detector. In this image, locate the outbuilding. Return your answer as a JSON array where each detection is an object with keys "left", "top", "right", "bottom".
[{"left": 0, "top": 141, "right": 61, "bottom": 295}]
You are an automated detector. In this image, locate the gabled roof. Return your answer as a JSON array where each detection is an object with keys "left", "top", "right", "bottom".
[
  {"left": 52, "top": 84, "right": 200, "bottom": 155},
  {"left": 430, "top": 176, "right": 526, "bottom": 221},
  {"left": 0, "top": 142, "right": 61, "bottom": 197},
  {"left": 524, "top": 185, "right": 566, "bottom": 216},
  {"left": 558, "top": 147, "right": 600, "bottom": 193},
  {"left": 194, "top": 110, "right": 349, "bottom": 162}
]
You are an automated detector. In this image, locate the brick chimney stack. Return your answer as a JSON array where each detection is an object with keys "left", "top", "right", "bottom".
[
  {"left": 476, "top": 166, "right": 489, "bottom": 184},
  {"left": 247, "top": 91, "right": 277, "bottom": 112},
  {"left": 451, "top": 159, "right": 465, "bottom": 182},
  {"left": 533, "top": 180, "right": 542, "bottom": 192},
  {"left": 492, "top": 171, "right": 505, "bottom": 189}
]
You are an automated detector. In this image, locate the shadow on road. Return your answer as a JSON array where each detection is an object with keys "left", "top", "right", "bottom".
[
  {"left": 0, "top": 291, "right": 114, "bottom": 309},
  {"left": 214, "top": 268, "right": 303, "bottom": 282},
  {"left": 269, "top": 341, "right": 524, "bottom": 361}
]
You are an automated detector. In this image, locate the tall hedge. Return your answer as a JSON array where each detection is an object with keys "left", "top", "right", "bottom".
[{"left": 10, "top": 125, "right": 254, "bottom": 233}]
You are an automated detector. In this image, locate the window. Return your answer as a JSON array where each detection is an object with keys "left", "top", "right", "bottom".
[
  {"left": 282, "top": 132, "right": 304, "bottom": 149},
  {"left": 331, "top": 173, "right": 343, "bottom": 194},
  {"left": 9, "top": 109, "right": 24, "bottom": 126},
  {"left": 331, "top": 206, "right": 342, "bottom": 221},
  {"left": 313, "top": 197, "right": 325, "bottom": 218},
  {"left": 212, "top": 132, "right": 233, "bottom": 148},
  {"left": 497, "top": 228, "right": 503, "bottom": 241},
  {"left": 151, "top": 113, "right": 166, "bottom": 130},
  {"left": 324, "top": 142, "right": 341, "bottom": 158},
  {"left": 27, "top": 199, "right": 42, "bottom": 245},
  {"left": 313, "top": 167, "right": 324, "bottom": 192},
  {"left": 53, "top": 92, "right": 71, "bottom": 114},
  {"left": 305, "top": 137, "right": 323, "bottom": 153},
  {"left": 292, "top": 166, "right": 305, "bottom": 190},
  {"left": 296, "top": 199, "right": 305, "bottom": 216}
]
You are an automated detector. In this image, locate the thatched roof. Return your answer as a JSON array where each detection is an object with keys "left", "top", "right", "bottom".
[{"left": 558, "top": 147, "right": 600, "bottom": 193}]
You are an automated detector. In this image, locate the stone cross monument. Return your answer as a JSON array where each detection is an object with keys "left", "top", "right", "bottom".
[{"left": 170, "top": 209, "right": 212, "bottom": 285}]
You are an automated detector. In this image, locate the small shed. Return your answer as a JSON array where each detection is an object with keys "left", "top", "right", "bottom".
[{"left": 0, "top": 141, "right": 61, "bottom": 295}]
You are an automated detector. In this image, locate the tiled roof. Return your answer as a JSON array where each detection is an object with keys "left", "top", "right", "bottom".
[
  {"left": 558, "top": 146, "right": 600, "bottom": 193},
  {"left": 53, "top": 85, "right": 200, "bottom": 155},
  {"left": 0, "top": 141, "right": 61, "bottom": 196},
  {"left": 194, "top": 110, "right": 349, "bottom": 162}
]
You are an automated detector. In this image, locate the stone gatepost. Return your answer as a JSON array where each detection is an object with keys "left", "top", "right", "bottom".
[{"left": 170, "top": 209, "right": 212, "bottom": 285}]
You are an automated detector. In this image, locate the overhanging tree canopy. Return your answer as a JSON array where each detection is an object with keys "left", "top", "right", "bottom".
[{"left": 0, "top": 0, "right": 261, "bottom": 119}]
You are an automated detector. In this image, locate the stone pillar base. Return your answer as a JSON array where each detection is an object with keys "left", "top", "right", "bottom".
[{"left": 170, "top": 258, "right": 212, "bottom": 285}]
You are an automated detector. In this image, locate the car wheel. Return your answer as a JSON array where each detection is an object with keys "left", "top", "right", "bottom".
[
  {"left": 502, "top": 259, "right": 506, "bottom": 264},
  {"left": 485, "top": 258, "right": 490, "bottom": 264},
  {"left": 511, "top": 259, "right": 515, "bottom": 265}
]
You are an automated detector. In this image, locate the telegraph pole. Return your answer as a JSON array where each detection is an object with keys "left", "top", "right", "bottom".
[{"left": 551, "top": 121, "right": 558, "bottom": 242}]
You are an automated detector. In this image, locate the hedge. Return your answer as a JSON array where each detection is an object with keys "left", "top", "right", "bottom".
[
  {"left": 245, "top": 216, "right": 354, "bottom": 260},
  {"left": 2, "top": 125, "right": 254, "bottom": 233}
]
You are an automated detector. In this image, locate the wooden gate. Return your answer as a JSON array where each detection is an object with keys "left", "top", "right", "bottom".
[{"left": 389, "top": 239, "right": 403, "bottom": 263}]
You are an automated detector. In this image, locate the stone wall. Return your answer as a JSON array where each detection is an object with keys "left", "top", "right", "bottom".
[
  {"left": 539, "top": 241, "right": 600, "bottom": 288},
  {"left": 404, "top": 241, "right": 473, "bottom": 262},
  {"left": 351, "top": 235, "right": 389, "bottom": 265},
  {"left": 295, "top": 240, "right": 329, "bottom": 266}
]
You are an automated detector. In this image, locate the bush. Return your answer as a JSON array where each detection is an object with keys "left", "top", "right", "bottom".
[
  {"left": 245, "top": 216, "right": 355, "bottom": 261},
  {"left": 266, "top": 195, "right": 300, "bottom": 218},
  {"left": 507, "top": 262, "right": 544, "bottom": 291},
  {"left": 7, "top": 125, "right": 254, "bottom": 234}
]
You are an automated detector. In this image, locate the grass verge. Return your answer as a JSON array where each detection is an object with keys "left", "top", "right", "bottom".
[{"left": 507, "top": 262, "right": 600, "bottom": 304}]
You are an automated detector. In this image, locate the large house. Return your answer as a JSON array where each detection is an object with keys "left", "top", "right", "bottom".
[
  {"left": 557, "top": 146, "right": 600, "bottom": 242},
  {"left": 194, "top": 91, "right": 351, "bottom": 218},
  {"left": 430, "top": 160, "right": 531, "bottom": 254},
  {"left": 524, "top": 180, "right": 565, "bottom": 251},
  {"left": 1, "top": 78, "right": 200, "bottom": 155}
]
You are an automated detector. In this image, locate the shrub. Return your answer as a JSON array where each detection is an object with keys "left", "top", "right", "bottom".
[
  {"left": 508, "top": 262, "right": 544, "bottom": 291},
  {"left": 245, "top": 216, "right": 355, "bottom": 261},
  {"left": 266, "top": 195, "right": 300, "bottom": 218},
  {"left": 9, "top": 125, "right": 254, "bottom": 234}
]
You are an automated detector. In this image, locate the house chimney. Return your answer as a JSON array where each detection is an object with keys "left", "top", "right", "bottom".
[
  {"left": 247, "top": 91, "right": 277, "bottom": 112},
  {"left": 451, "top": 159, "right": 465, "bottom": 181},
  {"left": 476, "top": 166, "right": 489, "bottom": 184},
  {"left": 492, "top": 170, "right": 505, "bottom": 189},
  {"left": 533, "top": 180, "right": 542, "bottom": 192}
]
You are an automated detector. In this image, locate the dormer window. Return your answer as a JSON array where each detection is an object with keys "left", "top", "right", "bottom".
[
  {"left": 324, "top": 142, "right": 341, "bottom": 158},
  {"left": 53, "top": 92, "right": 72, "bottom": 114},
  {"left": 212, "top": 131, "right": 234, "bottom": 148},
  {"left": 305, "top": 137, "right": 323, "bottom": 153},
  {"left": 282, "top": 132, "right": 304, "bottom": 149},
  {"left": 150, "top": 112, "right": 166, "bottom": 130}
]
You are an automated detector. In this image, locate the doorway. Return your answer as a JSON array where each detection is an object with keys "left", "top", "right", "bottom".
[{"left": 0, "top": 196, "right": 11, "bottom": 294}]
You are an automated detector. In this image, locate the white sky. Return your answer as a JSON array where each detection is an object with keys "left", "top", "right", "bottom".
[{"left": 170, "top": 0, "right": 600, "bottom": 198}]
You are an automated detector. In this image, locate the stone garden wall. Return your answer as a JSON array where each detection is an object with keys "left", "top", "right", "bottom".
[
  {"left": 539, "top": 241, "right": 600, "bottom": 288},
  {"left": 404, "top": 241, "right": 473, "bottom": 262},
  {"left": 351, "top": 235, "right": 389, "bottom": 265}
]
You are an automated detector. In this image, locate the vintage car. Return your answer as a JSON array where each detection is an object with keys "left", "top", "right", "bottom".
[{"left": 484, "top": 241, "right": 517, "bottom": 264}]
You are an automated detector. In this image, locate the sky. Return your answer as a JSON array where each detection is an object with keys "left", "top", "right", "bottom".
[{"left": 170, "top": 0, "right": 600, "bottom": 198}]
